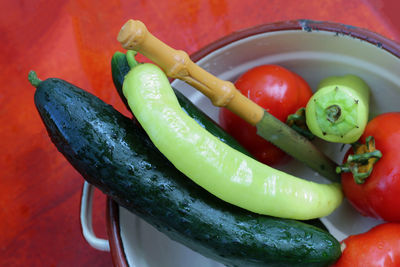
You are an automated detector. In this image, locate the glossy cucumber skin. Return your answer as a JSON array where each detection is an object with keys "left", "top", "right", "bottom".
[
  {"left": 111, "top": 51, "right": 252, "bottom": 157},
  {"left": 123, "top": 63, "right": 343, "bottom": 220},
  {"left": 34, "top": 78, "right": 341, "bottom": 266}
]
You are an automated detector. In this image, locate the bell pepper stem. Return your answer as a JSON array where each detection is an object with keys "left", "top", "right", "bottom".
[{"left": 325, "top": 104, "right": 342, "bottom": 123}]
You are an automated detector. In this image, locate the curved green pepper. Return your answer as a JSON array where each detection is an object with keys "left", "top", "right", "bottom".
[
  {"left": 122, "top": 56, "right": 343, "bottom": 220},
  {"left": 305, "top": 74, "right": 370, "bottom": 144},
  {"left": 111, "top": 51, "right": 253, "bottom": 157}
]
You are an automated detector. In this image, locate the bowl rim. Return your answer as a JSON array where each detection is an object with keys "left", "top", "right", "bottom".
[{"left": 105, "top": 19, "right": 400, "bottom": 266}]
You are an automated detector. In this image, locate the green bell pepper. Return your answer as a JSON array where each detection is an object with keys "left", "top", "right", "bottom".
[{"left": 305, "top": 74, "right": 370, "bottom": 144}]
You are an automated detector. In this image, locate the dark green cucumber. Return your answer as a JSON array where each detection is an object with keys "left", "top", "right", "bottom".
[
  {"left": 111, "top": 51, "right": 252, "bottom": 157},
  {"left": 32, "top": 73, "right": 340, "bottom": 267}
]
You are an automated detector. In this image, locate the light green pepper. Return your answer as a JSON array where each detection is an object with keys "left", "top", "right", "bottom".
[
  {"left": 305, "top": 74, "right": 370, "bottom": 143},
  {"left": 122, "top": 56, "right": 343, "bottom": 220}
]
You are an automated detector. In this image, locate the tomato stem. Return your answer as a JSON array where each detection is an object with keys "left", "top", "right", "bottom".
[
  {"left": 287, "top": 108, "right": 315, "bottom": 140},
  {"left": 347, "top": 150, "right": 382, "bottom": 164},
  {"left": 336, "top": 136, "right": 382, "bottom": 184}
]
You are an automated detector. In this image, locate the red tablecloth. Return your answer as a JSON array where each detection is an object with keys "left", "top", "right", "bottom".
[{"left": 1, "top": 0, "right": 400, "bottom": 266}]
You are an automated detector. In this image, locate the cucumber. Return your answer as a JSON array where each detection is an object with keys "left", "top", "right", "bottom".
[
  {"left": 122, "top": 62, "right": 343, "bottom": 220},
  {"left": 111, "top": 51, "right": 252, "bottom": 157},
  {"left": 32, "top": 73, "right": 341, "bottom": 266}
]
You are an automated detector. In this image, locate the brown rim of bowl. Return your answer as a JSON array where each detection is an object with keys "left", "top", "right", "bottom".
[
  {"left": 106, "top": 19, "right": 400, "bottom": 266},
  {"left": 106, "top": 199, "right": 129, "bottom": 267}
]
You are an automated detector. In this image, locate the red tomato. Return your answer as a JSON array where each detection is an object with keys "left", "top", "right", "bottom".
[
  {"left": 341, "top": 112, "right": 400, "bottom": 222},
  {"left": 219, "top": 65, "right": 312, "bottom": 165},
  {"left": 333, "top": 223, "right": 400, "bottom": 267}
]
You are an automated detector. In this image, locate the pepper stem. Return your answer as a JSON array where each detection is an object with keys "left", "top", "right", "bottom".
[
  {"left": 325, "top": 104, "right": 342, "bottom": 123},
  {"left": 28, "top": 70, "right": 42, "bottom": 87},
  {"left": 336, "top": 136, "right": 382, "bottom": 184},
  {"left": 126, "top": 50, "right": 139, "bottom": 69}
]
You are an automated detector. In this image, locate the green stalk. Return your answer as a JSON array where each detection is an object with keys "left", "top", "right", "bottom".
[
  {"left": 287, "top": 107, "right": 315, "bottom": 140},
  {"left": 305, "top": 74, "right": 370, "bottom": 144},
  {"left": 28, "top": 70, "right": 42, "bottom": 87},
  {"left": 126, "top": 50, "right": 139, "bottom": 68},
  {"left": 336, "top": 136, "right": 382, "bottom": 184}
]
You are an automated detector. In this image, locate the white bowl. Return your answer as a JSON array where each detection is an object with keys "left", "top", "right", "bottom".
[{"left": 104, "top": 20, "right": 400, "bottom": 266}]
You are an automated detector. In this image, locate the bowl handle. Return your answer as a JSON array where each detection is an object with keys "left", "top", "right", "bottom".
[{"left": 80, "top": 181, "right": 110, "bottom": 251}]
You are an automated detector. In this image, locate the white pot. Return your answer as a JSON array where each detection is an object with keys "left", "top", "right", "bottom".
[{"left": 81, "top": 20, "right": 400, "bottom": 266}]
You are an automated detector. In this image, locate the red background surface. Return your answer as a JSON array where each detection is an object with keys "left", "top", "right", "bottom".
[{"left": 1, "top": 0, "right": 400, "bottom": 266}]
